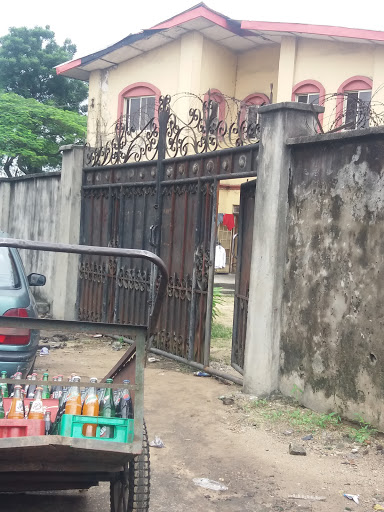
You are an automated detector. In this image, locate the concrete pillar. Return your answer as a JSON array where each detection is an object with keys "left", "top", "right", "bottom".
[
  {"left": 243, "top": 102, "right": 324, "bottom": 396},
  {"left": 276, "top": 36, "right": 297, "bottom": 103},
  {"left": 52, "top": 145, "right": 84, "bottom": 320},
  {"left": 0, "top": 180, "right": 11, "bottom": 233}
]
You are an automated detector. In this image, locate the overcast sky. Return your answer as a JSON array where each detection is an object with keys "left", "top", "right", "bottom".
[{"left": 1, "top": 0, "right": 383, "bottom": 58}]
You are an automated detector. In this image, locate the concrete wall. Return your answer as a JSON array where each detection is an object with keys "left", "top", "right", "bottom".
[
  {"left": 280, "top": 129, "right": 384, "bottom": 430},
  {"left": 0, "top": 146, "right": 84, "bottom": 318},
  {"left": 0, "top": 173, "right": 61, "bottom": 304}
]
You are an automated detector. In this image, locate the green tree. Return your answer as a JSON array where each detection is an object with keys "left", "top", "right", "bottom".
[
  {"left": 0, "top": 26, "right": 88, "bottom": 112},
  {"left": 0, "top": 92, "right": 87, "bottom": 177}
]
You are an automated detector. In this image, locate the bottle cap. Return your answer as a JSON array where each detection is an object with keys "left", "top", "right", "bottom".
[{"left": 106, "top": 378, "right": 113, "bottom": 383}]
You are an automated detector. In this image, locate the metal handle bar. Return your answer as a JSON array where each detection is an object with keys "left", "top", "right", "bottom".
[{"left": 0, "top": 238, "right": 168, "bottom": 332}]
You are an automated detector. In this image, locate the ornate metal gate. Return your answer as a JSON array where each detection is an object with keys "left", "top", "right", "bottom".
[
  {"left": 78, "top": 95, "right": 258, "bottom": 365},
  {"left": 231, "top": 180, "right": 256, "bottom": 373}
]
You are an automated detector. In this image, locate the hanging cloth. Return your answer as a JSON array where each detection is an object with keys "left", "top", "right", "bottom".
[
  {"left": 223, "top": 213, "right": 235, "bottom": 231},
  {"left": 217, "top": 213, "right": 224, "bottom": 226},
  {"left": 215, "top": 244, "right": 226, "bottom": 269}
]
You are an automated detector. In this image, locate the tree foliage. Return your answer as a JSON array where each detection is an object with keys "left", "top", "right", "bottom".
[
  {"left": 0, "top": 26, "right": 88, "bottom": 176},
  {"left": 0, "top": 92, "right": 87, "bottom": 177},
  {"left": 0, "top": 26, "right": 88, "bottom": 112}
]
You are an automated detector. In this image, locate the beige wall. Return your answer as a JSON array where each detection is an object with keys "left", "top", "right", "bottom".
[
  {"left": 235, "top": 45, "right": 280, "bottom": 102},
  {"left": 200, "top": 38, "right": 237, "bottom": 98},
  {"left": 294, "top": 39, "right": 375, "bottom": 128},
  {"left": 87, "top": 30, "right": 384, "bottom": 147},
  {"left": 87, "top": 38, "right": 182, "bottom": 145}
]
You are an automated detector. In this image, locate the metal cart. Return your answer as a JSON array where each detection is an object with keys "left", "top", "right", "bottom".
[{"left": 0, "top": 238, "right": 168, "bottom": 512}]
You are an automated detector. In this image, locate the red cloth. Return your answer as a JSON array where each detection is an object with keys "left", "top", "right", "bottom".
[{"left": 223, "top": 214, "right": 235, "bottom": 231}]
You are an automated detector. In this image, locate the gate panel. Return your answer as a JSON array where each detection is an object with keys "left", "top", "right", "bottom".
[
  {"left": 78, "top": 164, "right": 157, "bottom": 326},
  {"left": 152, "top": 181, "right": 216, "bottom": 363},
  {"left": 232, "top": 180, "right": 256, "bottom": 373},
  {"left": 79, "top": 95, "right": 259, "bottom": 366}
]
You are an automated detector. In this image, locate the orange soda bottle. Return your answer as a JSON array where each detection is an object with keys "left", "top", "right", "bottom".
[
  {"left": 82, "top": 378, "right": 99, "bottom": 437},
  {"left": 64, "top": 376, "right": 82, "bottom": 415},
  {"left": 28, "top": 387, "right": 44, "bottom": 420},
  {"left": 8, "top": 385, "right": 24, "bottom": 419}
]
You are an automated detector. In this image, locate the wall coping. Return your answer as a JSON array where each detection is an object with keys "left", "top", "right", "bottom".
[
  {"left": 0, "top": 171, "right": 61, "bottom": 183},
  {"left": 259, "top": 101, "right": 324, "bottom": 114},
  {"left": 59, "top": 144, "right": 85, "bottom": 152},
  {"left": 286, "top": 125, "right": 384, "bottom": 146}
]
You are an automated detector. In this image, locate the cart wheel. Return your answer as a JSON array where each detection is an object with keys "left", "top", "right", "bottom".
[{"left": 110, "top": 421, "right": 150, "bottom": 512}]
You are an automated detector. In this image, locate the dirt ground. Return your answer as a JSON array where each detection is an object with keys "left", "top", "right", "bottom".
[{"left": 5, "top": 334, "right": 384, "bottom": 512}]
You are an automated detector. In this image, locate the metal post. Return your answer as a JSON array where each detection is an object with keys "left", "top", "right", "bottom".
[
  {"left": 148, "top": 101, "right": 170, "bottom": 324},
  {"left": 203, "top": 178, "right": 218, "bottom": 366}
]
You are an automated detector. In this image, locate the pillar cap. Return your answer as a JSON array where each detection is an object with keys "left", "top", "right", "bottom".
[
  {"left": 259, "top": 101, "right": 324, "bottom": 114},
  {"left": 59, "top": 144, "right": 85, "bottom": 152}
]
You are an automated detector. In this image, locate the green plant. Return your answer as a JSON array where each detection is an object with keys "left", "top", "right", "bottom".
[
  {"left": 291, "top": 384, "right": 304, "bottom": 402},
  {"left": 211, "top": 323, "right": 232, "bottom": 339},
  {"left": 349, "top": 414, "right": 378, "bottom": 443},
  {"left": 212, "top": 287, "right": 224, "bottom": 320}
]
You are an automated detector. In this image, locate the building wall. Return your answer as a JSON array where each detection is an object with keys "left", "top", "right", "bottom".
[
  {"left": 87, "top": 38, "right": 182, "bottom": 146},
  {"left": 281, "top": 131, "right": 384, "bottom": 430},
  {"left": 235, "top": 44, "right": 280, "bottom": 102},
  {"left": 200, "top": 38, "right": 237, "bottom": 98},
  {"left": 293, "top": 39, "right": 375, "bottom": 128}
]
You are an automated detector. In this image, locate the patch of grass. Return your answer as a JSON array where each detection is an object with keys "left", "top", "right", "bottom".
[
  {"left": 348, "top": 414, "right": 378, "bottom": 443},
  {"left": 245, "top": 397, "right": 342, "bottom": 432},
  {"left": 211, "top": 322, "right": 232, "bottom": 339}
]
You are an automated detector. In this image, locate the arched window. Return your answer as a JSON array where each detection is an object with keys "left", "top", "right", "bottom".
[
  {"left": 203, "top": 89, "right": 226, "bottom": 130},
  {"left": 292, "top": 80, "right": 325, "bottom": 125},
  {"left": 117, "top": 82, "right": 161, "bottom": 130},
  {"left": 336, "top": 76, "right": 372, "bottom": 129},
  {"left": 240, "top": 93, "right": 270, "bottom": 126}
]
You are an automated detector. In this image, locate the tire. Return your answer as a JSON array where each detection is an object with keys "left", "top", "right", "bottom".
[{"left": 110, "top": 421, "right": 150, "bottom": 512}]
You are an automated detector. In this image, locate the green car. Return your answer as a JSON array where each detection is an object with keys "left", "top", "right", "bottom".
[{"left": 0, "top": 235, "right": 46, "bottom": 377}]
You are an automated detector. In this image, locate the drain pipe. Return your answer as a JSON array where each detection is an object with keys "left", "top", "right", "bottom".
[{"left": 111, "top": 335, "right": 243, "bottom": 386}]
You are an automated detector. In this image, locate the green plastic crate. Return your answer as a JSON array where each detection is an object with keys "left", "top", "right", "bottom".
[{"left": 59, "top": 414, "right": 134, "bottom": 443}]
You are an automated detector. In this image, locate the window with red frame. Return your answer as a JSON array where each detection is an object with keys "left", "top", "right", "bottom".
[
  {"left": 117, "top": 83, "right": 160, "bottom": 131},
  {"left": 125, "top": 96, "right": 155, "bottom": 131},
  {"left": 336, "top": 76, "right": 372, "bottom": 130},
  {"left": 240, "top": 93, "right": 269, "bottom": 134}
]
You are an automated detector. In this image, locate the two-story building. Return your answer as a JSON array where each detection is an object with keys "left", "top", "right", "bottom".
[{"left": 57, "top": 2, "right": 384, "bottom": 271}]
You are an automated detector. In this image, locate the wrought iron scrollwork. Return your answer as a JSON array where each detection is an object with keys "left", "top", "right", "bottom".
[
  {"left": 195, "top": 244, "right": 210, "bottom": 292},
  {"left": 85, "top": 94, "right": 259, "bottom": 166},
  {"left": 86, "top": 118, "right": 160, "bottom": 167},
  {"left": 117, "top": 267, "right": 151, "bottom": 292},
  {"left": 167, "top": 273, "right": 192, "bottom": 301}
]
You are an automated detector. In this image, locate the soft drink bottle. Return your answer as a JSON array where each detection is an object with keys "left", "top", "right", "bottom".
[
  {"left": 44, "top": 411, "right": 52, "bottom": 435},
  {"left": 42, "top": 372, "right": 50, "bottom": 399},
  {"left": 0, "top": 390, "right": 5, "bottom": 419},
  {"left": 24, "top": 375, "right": 32, "bottom": 398},
  {"left": 54, "top": 375, "right": 64, "bottom": 400},
  {"left": 0, "top": 371, "right": 8, "bottom": 398},
  {"left": 28, "top": 387, "right": 44, "bottom": 420},
  {"left": 64, "top": 376, "right": 82, "bottom": 415},
  {"left": 50, "top": 376, "right": 58, "bottom": 398},
  {"left": 27, "top": 373, "right": 38, "bottom": 398},
  {"left": 82, "top": 378, "right": 99, "bottom": 437},
  {"left": 10, "top": 372, "right": 22, "bottom": 396},
  {"left": 99, "top": 379, "right": 115, "bottom": 438},
  {"left": 116, "top": 380, "right": 134, "bottom": 419},
  {"left": 8, "top": 385, "right": 24, "bottom": 419}
]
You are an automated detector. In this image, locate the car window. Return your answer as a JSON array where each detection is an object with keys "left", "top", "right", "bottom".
[{"left": 0, "top": 248, "right": 21, "bottom": 289}]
